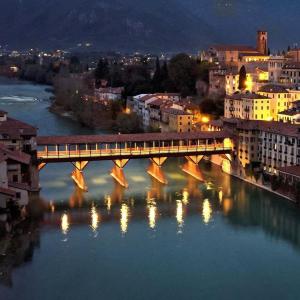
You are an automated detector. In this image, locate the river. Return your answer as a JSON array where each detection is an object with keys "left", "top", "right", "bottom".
[{"left": 0, "top": 77, "right": 300, "bottom": 300}]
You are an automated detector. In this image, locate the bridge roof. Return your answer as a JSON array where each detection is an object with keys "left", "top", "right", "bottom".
[{"left": 37, "top": 131, "right": 231, "bottom": 145}]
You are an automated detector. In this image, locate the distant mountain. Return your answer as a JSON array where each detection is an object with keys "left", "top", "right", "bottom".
[{"left": 0, "top": 0, "right": 300, "bottom": 52}]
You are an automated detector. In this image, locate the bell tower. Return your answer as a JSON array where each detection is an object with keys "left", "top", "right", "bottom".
[{"left": 257, "top": 30, "right": 268, "bottom": 55}]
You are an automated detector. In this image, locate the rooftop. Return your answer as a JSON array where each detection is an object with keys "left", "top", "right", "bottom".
[
  {"left": 226, "top": 92, "right": 270, "bottom": 100},
  {"left": 236, "top": 119, "right": 300, "bottom": 137},
  {"left": 258, "top": 84, "right": 289, "bottom": 93},
  {"left": 278, "top": 108, "right": 300, "bottom": 116},
  {"left": 162, "top": 108, "right": 192, "bottom": 116},
  {"left": 0, "top": 144, "right": 31, "bottom": 164},
  {"left": 0, "top": 116, "right": 37, "bottom": 139},
  {"left": 278, "top": 166, "right": 300, "bottom": 178},
  {"left": 283, "top": 62, "right": 300, "bottom": 70},
  {"left": 211, "top": 45, "right": 258, "bottom": 52},
  {"left": 0, "top": 186, "right": 16, "bottom": 197},
  {"left": 37, "top": 131, "right": 232, "bottom": 145}
]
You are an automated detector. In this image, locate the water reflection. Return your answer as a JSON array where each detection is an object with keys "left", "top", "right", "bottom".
[
  {"left": 90, "top": 205, "right": 100, "bottom": 233},
  {"left": 148, "top": 202, "right": 157, "bottom": 230},
  {"left": 105, "top": 195, "right": 112, "bottom": 213},
  {"left": 69, "top": 187, "right": 85, "bottom": 208},
  {"left": 61, "top": 213, "right": 70, "bottom": 235},
  {"left": 182, "top": 189, "right": 189, "bottom": 205},
  {"left": 120, "top": 203, "right": 130, "bottom": 234},
  {"left": 202, "top": 199, "right": 212, "bottom": 224},
  {"left": 176, "top": 200, "right": 184, "bottom": 233}
]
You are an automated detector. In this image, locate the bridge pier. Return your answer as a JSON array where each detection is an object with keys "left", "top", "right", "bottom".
[
  {"left": 38, "top": 162, "right": 47, "bottom": 171},
  {"left": 111, "top": 159, "right": 129, "bottom": 188},
  {"left": 181, "top": 156, "right": 204, "bottom": 181},
  {"left": 71, "top": 161, "right": 89, "bottom": 191},
  {"left": 147, "top": 157, "right": 168, "bottom": 184}
]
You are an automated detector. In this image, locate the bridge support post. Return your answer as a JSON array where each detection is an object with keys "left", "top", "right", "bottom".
[
  {"left": 111, "top": 159, "right": 129, "bottom": 188},
  {"left": 147, "top": 157, "right": 168, "bottom": 184},
  {"left": 71, "top": 161, "right": 89, "bottom": 191},
  {"left": 181, "top": 156, "right": 204, "bottom": 181},
  {"left": 38, "top": 162, "right": 47, "bottom": 171},
  {"left": 220, "top": 154, "right": 232, "bottom": 174}
]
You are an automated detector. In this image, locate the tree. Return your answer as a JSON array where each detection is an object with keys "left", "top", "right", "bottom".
[
  {"left": 238, "top": 65, "right": 247, "bottom": 90},
  {"left": 94, "top": 59, "right": 109, "bottom": 84},
  {"left": 168, "top": 53, "right": 198, "bottom": 97},
  {"left": 267, "top": 48, "right": 271, "bottom": 56},
  {"left": 115, "top": 112, "right": 143, "bottom": 133},
  {"left": 152, "top": 57, "right": 162, "bottom": 92},
  {"left": 69, "top": 56, "right": 81, "bottom": 73}
]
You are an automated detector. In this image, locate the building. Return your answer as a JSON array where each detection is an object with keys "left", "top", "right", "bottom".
[
  {"left": 161, "top": 108, "right": 193, "bottom": 133},
  {"left": 0, "top": 111, "right": 38, "bottom": 209},
  {"left": 278, "top": 100, "right": 300, "bottom": 124},
  {"left": 94, "top": 87, "right": 124, "bottom": 102},
  {"left": 224, "top": 92, "right": 272, "bottom": 121},
  {"left": 258, "top": 121, "right": 300, "bottom": 173},
  {"left": 286, "top": 48, "right": 300, "bottom": 62},
  {"left": 268, "top": 56, "right": 287, "bottom": 83},
  {"left": 208, "top": 66, "right": 227, "bottom": 96},
  {"left": 0, "top": 145, "right": 32, "bottom": 211},
  {"left": 203, "top": 31, "right": 269, "bottom": 66},
  {"left": 225, "top": 67, "right": 269, "bottom": 95},
  {"left": 280, "top": 62, "right": 300, "bottom": 87},
  {"left": 133, "top": 93, "right": 181, "bottom": 128},
  {"left": 0, "top": 110, "right": 37, "bottom": 153},
  {"left": 257, "top": 85, "right": 292, "bottom": 120}
]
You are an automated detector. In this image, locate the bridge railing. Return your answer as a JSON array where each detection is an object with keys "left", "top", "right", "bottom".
[{"left": 37, "top": 144, "right": 232, "bottom": 161}]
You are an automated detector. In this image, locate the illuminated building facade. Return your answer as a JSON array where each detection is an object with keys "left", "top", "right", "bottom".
[
  {"left": 161, "top": 108, "right": 193, "bottom": 133},
  {"left": 224, "top": 92, "right": 272, "bottom": 121},
  {"left": 268, "top": 56, "right": 287, "bottom": 83},
  {"left": 257, "top": 84, "right": 292, "bottom": 120},
  {"left": 278, "top": 100, "right": 300, "bottom": 124}
]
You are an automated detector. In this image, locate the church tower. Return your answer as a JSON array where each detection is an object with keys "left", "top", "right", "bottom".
[{"left": 257, "top": 30, "right": 268, "bottom": 55}]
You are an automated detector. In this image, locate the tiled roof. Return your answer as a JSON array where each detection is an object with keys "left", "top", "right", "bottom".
[
  {"left": 212, "top": 45, "right": 258, "bottom": 52},
  {"left": 0, "top": 117, "right": 37, "bottom": 138},
  {"left": 258, "top": 84, "right": 289, "bottom": 93},
  {"left": 278, "top": 108, "right": 300, "bottom": 116},
  {"left": 148, "top": 99, "right": 169, "bottom": 108},
  {"left": 0, "top": 144, "right": 31, "bottom": 164},
  {"left": 37, "top": 131, "right": 232, "bottom": 145},
  {"left": 0, "top": 187, "right": 16, "bottom": 197},
  {"left": 278, "top": 166, "right": 300, "bottom": 177},
  {"left": 97, "top": 87, "right": 124, "bottom": 94},
  {"left": 226, "top": 92, "right": 269, "bottom": 100},
  {"left": 154, "top": 93, "right": 180, "bottom": 97},
  {"left": 162, "top": 108, "right": 192, "bottom": 116},
  {"left": 282, "top": 62, "right": 300, "bottom": 69},
  {"left": 236, "top": 120, "right": 300, "bottom": 137}
]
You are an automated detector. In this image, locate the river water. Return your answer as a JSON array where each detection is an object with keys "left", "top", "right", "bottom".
[{"left": 0, "top": 77, "right": 300, "bottom": 300}]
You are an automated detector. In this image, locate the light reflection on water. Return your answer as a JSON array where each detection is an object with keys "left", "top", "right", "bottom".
[
  {"left": 90, "top": 205, "right": 100, "bottom": 233},
  {"left": 202, "top": 199, "right": 212, "bottom": 224},
  {"left": 61, "top": 213, "right": 70, "bottom": 235},
  {"left": 120, "top": 203, "right": 130, "bottom": 234}
]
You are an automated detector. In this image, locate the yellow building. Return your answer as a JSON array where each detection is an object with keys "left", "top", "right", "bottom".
[
  {"left": 162, "top": 108, "right": 193, "bottom": 132},
  {"left": 224, "top": 92, "right": 272, "bottom": 121},
  {"left": 257, "top": 84, "right": 292, "bottom": 120}
]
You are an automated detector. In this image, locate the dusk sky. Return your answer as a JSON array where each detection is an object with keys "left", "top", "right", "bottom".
[{"left": 0, "top": 0, "right": 299, "bottom": 51}]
